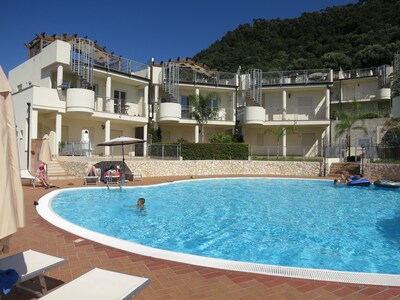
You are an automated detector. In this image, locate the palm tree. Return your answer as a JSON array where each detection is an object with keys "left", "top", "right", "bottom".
[
  {"left": 335, "top": 113, "right": 367, "bottom": 158},
  {"left": 265, "top": 124, "right": 296, "bottom": 157},
  {"left": 188, "top": 92, "right": 221, "bottom": 143}
]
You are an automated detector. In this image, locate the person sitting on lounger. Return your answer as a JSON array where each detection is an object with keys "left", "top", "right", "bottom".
[
  {"left": 86, "top": 164, "right": 98, "bottom": 177},
  {"left": 35, "top": 163, "right": 51, "bottom": 189}
]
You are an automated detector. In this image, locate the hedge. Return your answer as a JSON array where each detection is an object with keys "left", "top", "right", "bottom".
[{"left": 181, "top": 143, "right": 249, "bottom": 160}]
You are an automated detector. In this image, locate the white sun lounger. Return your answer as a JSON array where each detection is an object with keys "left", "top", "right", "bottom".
[
  {"left": 0, "top": 249, "right": 67, "bottom": 297},
  {"left": 84, "top": 168, "right": 102, "bottom": 185},
  {"left": 20, "top": 170, "right": 37, "bottom": 188},
  {"left": 40, "top": 268, "right": 151, "bottom": 300}
]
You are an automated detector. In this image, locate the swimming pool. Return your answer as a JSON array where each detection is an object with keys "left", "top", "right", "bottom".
[{"left": 37, "top": 178, "right": 400, "bottom": 286}]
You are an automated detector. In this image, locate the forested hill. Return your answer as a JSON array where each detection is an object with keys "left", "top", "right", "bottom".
[{"left": 193, "top": 0, "right": 400, "bottom": 73}]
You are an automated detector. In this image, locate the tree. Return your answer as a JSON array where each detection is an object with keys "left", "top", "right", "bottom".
[
  {"left": 335, "top": 113, "right": 367, "bottom": 158},
  {"left": 380, "top": 118, "right": 400, "bottom": 146},
  {"left": 188, "top": 92, "right": 221, "bottom": 143}
]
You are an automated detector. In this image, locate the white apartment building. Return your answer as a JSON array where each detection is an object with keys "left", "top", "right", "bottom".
[
  {"left": 9, "top": 34, "right": 150, "bottom": 170},
  {"left": 151, "top": 60, "right": 238, "bottom": 143},
  {"left": 8, "top": 34, "right": 396, "bottom": 169},
  {"left": 238, "top": 69, "right": 333, "bottom": 157},
  {"left": 330, "top": 65, "right": 392, "bottom": 118}
]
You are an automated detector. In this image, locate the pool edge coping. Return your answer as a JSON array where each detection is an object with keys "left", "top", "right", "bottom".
[{"left": 36, "top": 179, "right": 400, "bottom": 287}]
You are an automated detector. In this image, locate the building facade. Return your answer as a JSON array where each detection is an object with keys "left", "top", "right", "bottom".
[{"left": 8, "top": 34, "right": 396, "bottom": 169}]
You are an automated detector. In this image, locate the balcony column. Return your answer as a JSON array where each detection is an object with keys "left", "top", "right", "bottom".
[
  {"left": 56, "top": 65, "right": 63, "bottom": 90},
  {"left": 30, "top": 109, "right": 38, "bottom": 140},
  {"left": 55, "top": 113, "right": 62, "bottom": 156},
  {"left": 322, "top": 125, "right": 330, "bottom": 152},
  {"left": 152, "top": 85, "right": 159, "bottom": 119},
  {"left": 325, "top": 88, "right": 330, "bottom": 119},
  {"left": 195, "top": 88, "right": 199, "bottom": 96},
  {"left": 282, "top": 127, "right": 287, "bottom": 157},
  {"left": 105, "top": 76, "right": 112, "bottom": 113},
  {"left": 282, "top": 90, "right": 287, "bottom": 120},
  {"left": 143, "top": 124, "right": 148, "bottom": 157},
  {"left": 154, "top": 85, "right": 159, "bottom": 103},
  {"left": 104, "top": 120, "right": 111, "bottom": 156},
  {"left": 143, "top": 86, "right": 149, "bottom": 118},
  {"left": 194, "top": 125, "right": 199, "bottom": 143}
]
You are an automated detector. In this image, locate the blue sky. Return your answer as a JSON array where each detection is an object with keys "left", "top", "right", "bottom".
[{"left": 0, "top": 0, "right": 357, "bottom": 75}]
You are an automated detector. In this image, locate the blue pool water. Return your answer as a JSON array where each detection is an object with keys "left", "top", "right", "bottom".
[{"left": 51, "top": 178, "right": 400, "bottom": 274}]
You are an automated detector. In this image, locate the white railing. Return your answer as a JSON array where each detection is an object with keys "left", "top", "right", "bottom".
[
  {"left": 265, "top": 106, "right": 328, "bottom": 121},
  {"left": 180, "top": 105, "right": 233, "bottom": 121},
  {"left": 94, "top": 96, "right": 143, "bottom": 117}
]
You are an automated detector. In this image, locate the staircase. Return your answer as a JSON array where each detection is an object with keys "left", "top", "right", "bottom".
[
  {"left": 46, "top": 160, "right": 75, "bottom": 180},
  {"left": 328, "top": 162, "right": 361, "bottom": 177},
  {"left": 245, "top": 69, "right": 262, "bottom": 105},
  {"left": 162, "top": 62, "right": 179, "bottom": 100},
  {"left": 71, "top": 38, "right": 94, "bottom": 89}
]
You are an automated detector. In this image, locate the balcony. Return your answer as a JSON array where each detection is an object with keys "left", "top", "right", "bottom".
[
  {"left": 166, "top": 68, "right": 237, "bottom": 86},
  {"left": 334, "top": 67, "right": 378, "bottom": 80},
  {"left": 159, "top": 102, "right": 181, "bottom": 122},
  {"left": 243, "top": 106, "right": 265, "bottom": 125},
  {"left": 66, "top": 88, "right": 95, "bottom": 113},
  {"left": 285, "top": 106, "right": 328, "bottom": 121},
  {"left": 180, "top": 105, "right": 234, "bottom": 122},
  {"left": 260, "top": 69, "right": 332, "bottom": 86},
  {"left": 93, "top": 53, "right": 149, "bottom": 79},
  {"left": 265, "top": 106, "right": 328, "bottom": 121},
  {"left": 94, "top": 96, "right": 144, "bottom": 117},
  {"left": 374, "top": 88, "right": 391, "bottom": 100}
]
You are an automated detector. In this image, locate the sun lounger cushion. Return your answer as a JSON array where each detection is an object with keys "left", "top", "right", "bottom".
[
  {"left": 40, "top": 268, "right": 151, "bottom": 300},
  {"left": 0, "top": 269, "right": 19, "bottom": 295}
]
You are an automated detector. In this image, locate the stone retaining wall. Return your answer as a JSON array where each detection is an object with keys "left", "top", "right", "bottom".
[
  {"left": 364, "top": 163, "right": 400, "bottom": 181},
  {"left": 56, "top": 157, "right": 400, "bottom": 180},
  {"left": 57, "top": 157, "right": 323, "bottom": 178}
]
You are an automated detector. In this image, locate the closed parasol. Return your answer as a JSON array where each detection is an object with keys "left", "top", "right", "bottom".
[
  {"left": 0, "top": 65, "right": 25, "bottom": 253},
  {"left": 39, "top": 134, "right": 52, "bottom": 165}
]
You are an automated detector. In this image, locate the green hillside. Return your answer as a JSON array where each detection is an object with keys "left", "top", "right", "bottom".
[{"left": 193, "top": 0, "right": 400, "bottom": 72}]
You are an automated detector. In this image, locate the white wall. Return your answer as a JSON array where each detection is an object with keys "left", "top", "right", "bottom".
[{"left": 9, "top": 41, "right": 71, "bottom": 92}]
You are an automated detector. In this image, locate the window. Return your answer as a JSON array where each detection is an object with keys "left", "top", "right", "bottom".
[
  {"left": 114, "top": 90, "right": 126, "bottom": 113},
  {"left": 181, "top": 96, "right": 189, "bottom": 119},
  {"left": 209, "top": 97, "right": 219, "bottom": 110}
]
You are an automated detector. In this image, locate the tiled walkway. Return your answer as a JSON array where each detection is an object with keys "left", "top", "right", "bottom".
[{"left": 3, "top": 177, "right": 400, "bottom": 299}]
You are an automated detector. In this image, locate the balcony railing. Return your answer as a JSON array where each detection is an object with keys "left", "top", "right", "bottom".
[
  {"left": 94, "top": 54, "right": 149, "bottom": 78},
  {"left": 180, "top": 105, "right": 233, "bottom": 121},
  {"left": 333, "top": 67, "right": 378, "bottom": 80},
  {"left": 177, "top": 68, "right": 236, "bottom": 86},
  {"left": 265, "top": 106, "right": 328, "bottom": 121},
  {"left": 260, "top": 69, "right": 331, "bottom": 86},
  {"left": 94, "top": 96, "right": 143, "bottom": 117}
]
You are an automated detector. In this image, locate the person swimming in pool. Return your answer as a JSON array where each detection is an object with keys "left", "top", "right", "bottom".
[{"left": 137, "top": 198, "right": 145, "bottom": 208}]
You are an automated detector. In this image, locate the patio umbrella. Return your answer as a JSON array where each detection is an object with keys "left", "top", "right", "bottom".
[
  {"left": 97, "top": 136, "right": 145, "bottom": 181},
  {"left": 39, "top": 134, "right": 52, "bottom": 165},
  {"left": 0, "top": 65, "right": 25, "bottom": 253}
]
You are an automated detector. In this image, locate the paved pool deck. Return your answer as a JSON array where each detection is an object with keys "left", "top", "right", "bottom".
[{"left": 3, "top": 176, "right": 400, "bottom": 299}]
